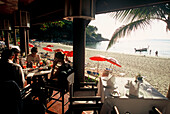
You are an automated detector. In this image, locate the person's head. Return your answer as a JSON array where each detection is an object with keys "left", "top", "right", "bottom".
[
  {"left": 1, "top": 49, "right": 15, "bottom": 61},
  {"left": 31, "top": 47, "right": 38, "bottom": 56},
  {"left": 11, "top": 48, "right": 20, "bottom": 56},
  {"left": 54, "top": 52, "right": 65, "bottom": 62}
]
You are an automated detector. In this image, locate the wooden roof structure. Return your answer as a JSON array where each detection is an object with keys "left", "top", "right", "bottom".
[{"left": 0, "top": 0, "right": 169, "bottom": 25}]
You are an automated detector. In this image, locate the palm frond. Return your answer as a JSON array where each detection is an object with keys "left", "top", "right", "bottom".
[
  {"left": 106, "top": 18, "right": 151, "bottom": 50},
  {"left": 109, "top": 5, "right": 169, "bottom": 23}
]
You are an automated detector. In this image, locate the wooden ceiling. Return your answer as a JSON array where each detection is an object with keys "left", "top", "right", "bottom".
[{"left": 0, "top": 0, "right": 169, "bottom": 25}]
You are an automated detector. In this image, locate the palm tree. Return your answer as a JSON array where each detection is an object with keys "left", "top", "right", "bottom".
[{"left": 107, "top": 3, "right": 170, "bottom": 50}]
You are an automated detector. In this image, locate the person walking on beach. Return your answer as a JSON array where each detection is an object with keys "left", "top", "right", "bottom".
[
  {"left": 155, "top": 51, "right": 158, "bottom": 56},
  {"left": 149, "top": 50, "right": 152, "bottom": 55}
]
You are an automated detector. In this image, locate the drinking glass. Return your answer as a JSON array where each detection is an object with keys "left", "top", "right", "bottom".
[
  {"left": 23, "top": 64, "right": 27, "bottom": 69},
  {"left": 39, "top": 61, "right": 43, "bottom": 66},
  {"left": 32, "top": 63, "right": 37, "bottom": 68}
]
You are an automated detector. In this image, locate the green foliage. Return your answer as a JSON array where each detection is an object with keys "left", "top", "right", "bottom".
[
  {"left": 37, "top": 20, "right": 73, "bottom": 41},
  {"left": 40, "top": 21, "right": 65, "bottom": 31},
  {"left": 36, "top": 20, "right": 106, "bottom": 42},
  {"left": 107, "top": 3, "right": 170, "bottom": 50}
]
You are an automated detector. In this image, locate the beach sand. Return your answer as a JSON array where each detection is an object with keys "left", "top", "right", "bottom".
[{"left": 39, "top": 42, "right": 170, "bottom": 97}]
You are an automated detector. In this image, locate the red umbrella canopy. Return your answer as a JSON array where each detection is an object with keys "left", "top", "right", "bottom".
[
  {"left": 46, "top": 45, "right": 54, "bottom": 47},
  {"left": 29, "top": 43, "right": 34, "bottom": 47},
  {"left": 104, "top": 57, "right": 121, "bottom": 67},
  {"left": 17, "top": 42, "right": 34, "bottom": 47},
  {"left": 89, "top": 56, "right": 106, "bottom": 61},
  {"left": 31, "top": 39, "right": 36, "bottom": 42},
  {"left": 66, "top": 51, "right": 73, "bottom": 57},
  {"left": 53, "top": 49, "right": 64, "bottom": 52},
  {"left": 43, "top": 47, "right": 53, "bottom": 52},
  {"left": 63, "top": 51, "right": 69, "bottom": 54}
]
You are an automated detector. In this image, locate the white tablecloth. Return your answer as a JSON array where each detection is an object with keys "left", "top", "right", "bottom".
[{"left": 97, "top": 76, "right": 169, "bottom": 114}]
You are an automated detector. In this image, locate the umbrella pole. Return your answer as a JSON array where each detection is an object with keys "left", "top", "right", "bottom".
[
  {"left": 97, "top": 61, "right": 99, "bottom": 73},
  {"left": 109, "top": 64, "right": 112, "bottom": 69}
]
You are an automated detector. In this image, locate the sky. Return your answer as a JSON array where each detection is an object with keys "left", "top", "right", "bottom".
[{"left": 89, "top": 13, "right": 170, "bottom": 41}]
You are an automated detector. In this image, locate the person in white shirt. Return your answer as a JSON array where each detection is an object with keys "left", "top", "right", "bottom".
[
  {"left": 27, "top": 47, "right": 40, "bottom": 68},
  {"left": 0, "top": 49, "right": 25, "bottom": 88}
]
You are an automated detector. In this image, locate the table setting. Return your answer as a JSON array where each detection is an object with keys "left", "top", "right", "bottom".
[{"left": 98, "top": 75, "right": 169, "bottom": 114}]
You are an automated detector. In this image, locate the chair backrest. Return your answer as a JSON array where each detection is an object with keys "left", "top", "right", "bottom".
[
  {"left": 59, "top": 68, "right": 74, "bottom": 90},
  {"left": 110, "top": 98, "right": 170, "bottom": 114},
  {"left": 0, "top": 80, "right": 23, "bottom": 114},
  {"left": 67, "top": 72, "right": 74, "bottom": 98}
]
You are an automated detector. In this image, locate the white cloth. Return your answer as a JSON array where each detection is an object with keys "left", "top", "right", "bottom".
[
  {"left": 129, "top": 81, "right": 139, "bottom": 97},
  {"left": 8, "top": 59, "right": 26, "bottom": 87},
  {"left": 107, "top": 75, "right": 115, "bottom": 87}
]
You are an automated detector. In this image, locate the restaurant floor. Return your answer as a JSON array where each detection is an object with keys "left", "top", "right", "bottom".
[{"left": 45, "top": 91, "right": 93, "bottom": 114}]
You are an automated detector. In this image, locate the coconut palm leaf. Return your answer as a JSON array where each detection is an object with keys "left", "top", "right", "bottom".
[
  {"left": 106, "top": 18, "right": 151, "bottom": 50},
  {"left": 110, "top": 5, "right": 169, "bottom": 23},
  {"left": 107, "top": 4, "right": 170, "bottom": 50}
]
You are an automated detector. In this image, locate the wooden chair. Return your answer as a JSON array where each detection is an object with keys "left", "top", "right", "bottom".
[
  {"left": 68, "top": 75, "right": 103, "bottom": 114},
  {"left": 45, "top": 68, "right": 74, "bottom": 114},
  {"left": 0, "top": 80, "right": 32, "bottom": 114},
  {"left": 111, "top": 106, "right": 120, "bottom": 114}
]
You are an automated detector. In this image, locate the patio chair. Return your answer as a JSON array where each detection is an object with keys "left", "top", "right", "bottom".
[
  {"left": 68, "top": 75, "right": 102, "bottom": 114},
  {"left": 0, "top": 80, "right": 22, "bottom": 114},
  {"left": 0, "top": 80, "right": 32, "bottom": 114},
  {"left": 44, "top": 68, "right": 74, "bottom": 114},
  {"left": 111, "top": 106, "right": 120, "bottom": 114}
]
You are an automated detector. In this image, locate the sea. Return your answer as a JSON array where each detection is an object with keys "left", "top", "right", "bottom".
[{"left": 86, "top": 38, "right": 170, "bottom": 58}]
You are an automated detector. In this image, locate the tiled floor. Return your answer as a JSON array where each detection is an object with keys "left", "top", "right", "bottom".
[
  {"left": 45, "top": 91, "right": 94, "bottom": 114},
  {"left": 45, "top": 91, "right": 69, "bottom": 114}
]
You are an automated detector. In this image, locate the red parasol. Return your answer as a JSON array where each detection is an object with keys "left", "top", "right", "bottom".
[
  {"left": 63, "top": 51, "right": 69, "bottom": 55},
  {"left": 89, "top": 56, "right": 106, "bottom": 73},
  {"left": 17, "top": 42, "right": 34, "bottom": 47},
  {"left": 46, "top": 45, "right": 54, "bottom": 47},
  {"left": 66, "top": 51, "right": 73, "bottom": 57},
  {"left": 43, "top": 47, "right": 53, "bottom": 52},
  {"left": 104, "top": 57, "right": 121, "bottom": 67},
  {"left": 31, "top": 39, "right": 36, "bottom": 42},
  {"left": 29, "top": 43, "right": 34, "bottom": 47},
  {"left": 89, "top": 56, "right": 106, "bottom": 61},
  {"left": 53, "top": 49, "right": 64, "bottom": 52}
]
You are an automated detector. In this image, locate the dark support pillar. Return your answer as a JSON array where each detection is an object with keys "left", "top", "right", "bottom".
[
  {"left": 4, "top": 31, "right": 9, "bottom": 49},
  {"left": 13, "top": 29, "right": 17, "bottom": 45},
  {"left": 26, "top": 29, "right": 29, "bottom": 54},
  {"left": 20, "top": 27, "right": 27, "bottom": 56},
  {"left": 73, "top": 18, "right": 86, "bottom": 88}
]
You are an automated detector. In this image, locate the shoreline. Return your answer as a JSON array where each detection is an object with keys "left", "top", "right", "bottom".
[
  {"left": 39, "top": 42, "right": 170, "bottom": 96},
  {"left": 43, "top": 42, "right": 170, "bottom": 59}
]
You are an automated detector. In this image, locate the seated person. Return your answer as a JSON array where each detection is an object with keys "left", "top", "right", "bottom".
[
  {"left": 47, "top": 52, "right": 72, "bottom": 96},
  {"left": 51, "top": 52, "right": 71, "bottom": 80},
  {"left": 0, "top": 49, "right": 25, "bottom": 88},
  {"left": 11, "top": 48, "right": 20, "bottom": 64},
  {"left": 49, "top": 52, "right": 72, "bottom": 87},
  {"left": 27, "top": 47, "right": 40, "bottom": 68}
]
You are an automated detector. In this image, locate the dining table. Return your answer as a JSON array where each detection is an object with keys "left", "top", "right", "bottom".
[
  {"left": 23, "top": 67, "right": 52, "bottom": 85},
  {"left": 97, "top": 75, "right": 170, "bottom": 114}
]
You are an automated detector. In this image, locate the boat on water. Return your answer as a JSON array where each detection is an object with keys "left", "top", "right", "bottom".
[{"left": 134, "top": 46, "right": 149, "bottom": 52}]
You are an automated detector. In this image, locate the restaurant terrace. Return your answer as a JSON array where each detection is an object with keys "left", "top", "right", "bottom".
[{"left": 0, "top": 0, "right": 169, "bottom": 114}]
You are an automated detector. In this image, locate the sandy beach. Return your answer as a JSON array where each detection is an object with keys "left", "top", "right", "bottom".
[{"left": 39, "top": 42, "right": 170, "bottom": 96}]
